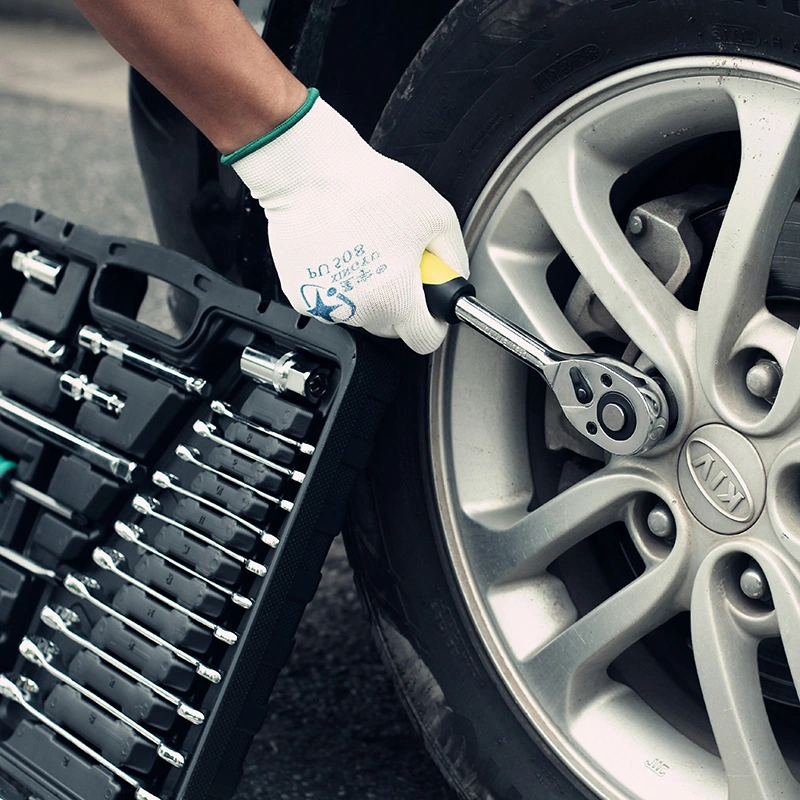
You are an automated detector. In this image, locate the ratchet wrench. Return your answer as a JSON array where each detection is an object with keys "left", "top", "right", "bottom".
[{"left": 420, "top": 252, "right": 669, "bottom": 456}]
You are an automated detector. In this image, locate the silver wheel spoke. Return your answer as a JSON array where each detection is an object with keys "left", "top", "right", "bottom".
[
  {"left": 762, "top": 556, "right": 800, "bottom": 711},
  {"left": 696, "top": 83, "right": 800, "bottom": 428},
  {"left": 469, "top": 235, "right": 589, "bottom": 355},
  {"left": 519, "top": 124, "right": 690, "bottom": 389},
  {"left": 691, "top": 552, "right": 800, "bottom": 800},
  {"left": 751, "top": 331, "right": 800, "bottom": 434},
  {"left": 486, "top": 466, "right": 664, "bottom": 582},
  {"left": 522, "top": 559, "right": 683, "bottom": 728}
]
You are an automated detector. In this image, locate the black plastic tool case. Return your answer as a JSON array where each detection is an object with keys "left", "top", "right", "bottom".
[{"left": 0, "top": 202, "right": 396, "bottom": 800}]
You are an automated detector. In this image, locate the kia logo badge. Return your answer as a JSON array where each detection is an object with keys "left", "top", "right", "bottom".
[{"left": 686, "top": 438, "right": 753, "bottom": 523}]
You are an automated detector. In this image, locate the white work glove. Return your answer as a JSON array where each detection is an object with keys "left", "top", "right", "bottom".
[{"left": 225, "top": 89, "right": 469, "bottom": 354}]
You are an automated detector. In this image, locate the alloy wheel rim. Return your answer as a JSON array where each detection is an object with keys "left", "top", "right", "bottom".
[{"left": 430, "top": 56, "right": 800, "bottom": 799}]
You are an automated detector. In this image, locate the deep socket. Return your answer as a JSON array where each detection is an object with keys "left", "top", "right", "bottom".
[{"left": 11, "top": 249, "right": 64, "bottom": 289}]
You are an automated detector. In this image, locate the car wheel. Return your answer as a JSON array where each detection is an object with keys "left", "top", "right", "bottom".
[{"left": 345, "top": 1, "right": 800, "bottom": 799}]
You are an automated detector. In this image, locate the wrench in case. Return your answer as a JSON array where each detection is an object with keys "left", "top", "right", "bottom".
[{"left": 0, "top": 202, "right": 396, "bottom": 800}]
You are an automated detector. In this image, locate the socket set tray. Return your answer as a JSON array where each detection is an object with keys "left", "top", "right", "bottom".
[{"left": 0, "top": 202, "right": 396, "bottom": 800}]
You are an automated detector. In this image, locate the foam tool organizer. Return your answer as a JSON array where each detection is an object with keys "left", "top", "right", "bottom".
[{"left": 0, "top": 202, "right": 397, "bottom": 800}]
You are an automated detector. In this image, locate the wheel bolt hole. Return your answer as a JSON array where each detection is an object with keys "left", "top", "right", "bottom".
[
  {"left": 601, "top": 374, "right": 612, "bottom": 387},
  {"left": 586, "top": 421, "right": 598, "bottom": 435}
]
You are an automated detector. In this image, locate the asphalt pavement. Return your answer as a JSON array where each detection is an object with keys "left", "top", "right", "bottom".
[{"left": 0, "top": 14, "right": 458, "bottom": 800}]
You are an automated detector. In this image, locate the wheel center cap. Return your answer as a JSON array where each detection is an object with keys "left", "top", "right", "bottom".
[{"left": 677, "top": 424, "right": 766, "bottom": 534}]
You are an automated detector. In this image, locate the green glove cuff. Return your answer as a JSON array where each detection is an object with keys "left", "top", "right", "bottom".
[{"left": 220, "top": 87, "right": 320, "bottom": 166}]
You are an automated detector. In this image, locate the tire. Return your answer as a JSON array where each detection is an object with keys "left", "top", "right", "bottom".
[{"left": 345, "top": 2, "right": 800, "bottom": 799}]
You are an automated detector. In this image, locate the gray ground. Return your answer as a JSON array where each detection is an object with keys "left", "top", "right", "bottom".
[{"left": 0, "top": 12, "right": 457, "bottom": 800}]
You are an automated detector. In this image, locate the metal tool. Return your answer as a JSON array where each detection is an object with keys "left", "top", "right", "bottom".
[
  {"left": 131, "top": 495, "right": 268, "bottom": 576},
  {"left": 240, "top": 346, "right": 329, "bottom": 401},
  {"left": 115, "top": 521, "right": 253, "bottom": 609},
  {"left": 0, "top": 392, "right": 144, "bottom": 483},
  {"left": 152, "top": 470, "right": 280, "bottom": 548},
  {"left": 210, "top": 400, "right": 315, "bottom": 455},
  {"left": 0, "top": 312, "right": 67, "bottom": 365},
  {"left": 420, "top": 251, "right": 669, "bottom": 456},
  {"left": 40, "top": 604, "right": 205, "bottom": 724},
  {"left": 193, "top": 420, "right": 305, "bottom": 484},
  {"left": 0, "top": 543, "right": 56, "bottom": 579},
  {"left": 3, "top": 476, "right": 84, "bottom": 523},
  {"left": 175, "top": 445, "right": 294, "bottom": 512},
  {"left": 59, "top": 371, "right": 126, "bottom": 416},
  {"left": 63, "top": 573, "right": 222, "bottom": 683},
  {"left": 0, "top": 675, "right": 162, "bottom": 800},
  {"left": 19, "top": 637, "right": 185, "bottom": 768},
  {"left": 78, "top": 326, "right": 210, "bottom": 397},
  {"left": 92, "top": 547, "right": 238, "bottom": 645},
  {"left": 11, "top": 248, "right": 64, "bottom": 289},
  {"left": 0, "top": 456, "right": 85, "bottom": 524}
]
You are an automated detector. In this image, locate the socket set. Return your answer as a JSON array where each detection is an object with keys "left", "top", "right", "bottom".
[{"left": 0, "top": 202, "right": 396, "bottom": 800}]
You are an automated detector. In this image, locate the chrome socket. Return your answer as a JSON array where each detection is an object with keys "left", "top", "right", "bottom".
[
  {"left": 11, "top": 249, "right": 64, "bottom": 289},
  {"left": 240, "top": 346, "right": 329, "bottom": 401}
]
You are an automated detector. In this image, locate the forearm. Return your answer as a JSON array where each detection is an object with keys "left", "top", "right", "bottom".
[{"left": 71, "top": 0, "right": 307, "bottom": 154}]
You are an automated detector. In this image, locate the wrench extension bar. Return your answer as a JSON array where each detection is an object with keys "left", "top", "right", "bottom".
[{"left": 0, "top": 392, "right": 145, "bottom": 483}]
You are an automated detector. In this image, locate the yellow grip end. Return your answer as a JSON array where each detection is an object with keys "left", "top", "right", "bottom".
[{"left": 420, "top": 250, "right": 461, "bottom": 286}]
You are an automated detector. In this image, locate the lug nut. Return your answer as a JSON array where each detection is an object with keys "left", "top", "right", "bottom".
[
  {"left": 628, "top": 214, "right": 645, "bottom": 236},
  {"left": 746, "top": 358, "right": 781, "bottom": 400},
  {"left": 646, "top": 503, "right": 675, "bottom": 539},
  {"left": 740, "top": 565, "right": 770, "bottom": 601}
]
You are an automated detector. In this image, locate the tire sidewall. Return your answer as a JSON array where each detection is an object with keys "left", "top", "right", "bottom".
[{"left": 349, "top": 2, "right": 800, "bottom": 799}]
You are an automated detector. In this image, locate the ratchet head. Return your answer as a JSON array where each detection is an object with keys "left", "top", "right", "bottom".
[{"left": 547, "top": 356, "right": 668, "bottom": 456}]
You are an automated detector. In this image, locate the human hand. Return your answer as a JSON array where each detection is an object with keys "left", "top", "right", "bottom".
[{"left": 227, "top": 91, "right": 469, "bottom": 354}]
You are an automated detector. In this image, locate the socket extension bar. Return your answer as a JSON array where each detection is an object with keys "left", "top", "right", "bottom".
[{"left": 0, "top": 202, "right": 397, "bottom": 800}]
